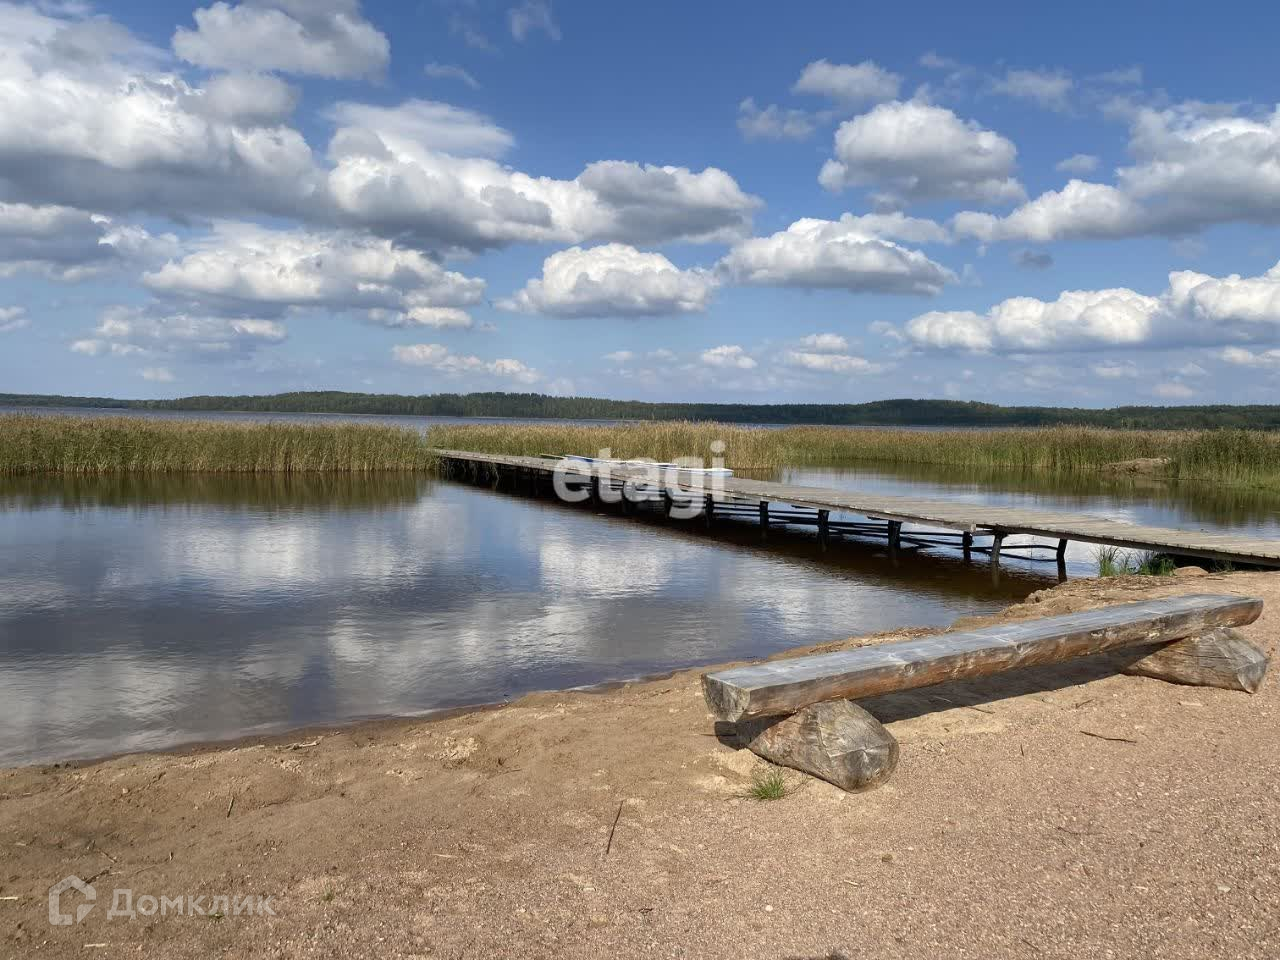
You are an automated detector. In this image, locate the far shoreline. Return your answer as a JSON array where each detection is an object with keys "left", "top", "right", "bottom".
[{"left": 8, "top": 389, "right": 1280, "bottom": 430}]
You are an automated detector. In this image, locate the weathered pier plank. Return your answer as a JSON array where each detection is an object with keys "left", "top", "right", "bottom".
[{"left": 702, "top": 594, "right": 1263, "bottom": 722}]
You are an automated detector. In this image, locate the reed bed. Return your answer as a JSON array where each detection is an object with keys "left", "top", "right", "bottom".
[
  {"left": 0, "top": 414, "right": 436, "bottom": 474},
  {"left": 426, "top": 422, "right": 1280, "bottom": 487},
  {"left": 6, "top": 415, "right": 1280, "bottom": 487}
]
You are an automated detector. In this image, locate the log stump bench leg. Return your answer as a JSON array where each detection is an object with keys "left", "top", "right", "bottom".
[
  {"left": 1120, "top": 627, "right": 1270, "bottom": 694},
  {"left": 735, "top": 700, "right": 899, "bottom": 792}
]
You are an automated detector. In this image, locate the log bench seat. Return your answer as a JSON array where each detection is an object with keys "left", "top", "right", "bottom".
[{"left": 702, "top": 594, "right": 1268, "bottom": 792}]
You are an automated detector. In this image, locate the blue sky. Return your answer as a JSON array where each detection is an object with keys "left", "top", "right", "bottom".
[{"left": 2, "top": 0, "right": 1280, "bottom": 405}]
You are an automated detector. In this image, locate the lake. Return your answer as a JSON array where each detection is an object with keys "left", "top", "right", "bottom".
[{"left": 2, "top": 410, "right": 1278, "bottom": 767}]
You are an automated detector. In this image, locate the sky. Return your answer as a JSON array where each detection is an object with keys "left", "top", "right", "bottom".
[{"left": 1, "top": 1, "right": 1280, "bottom": 406}]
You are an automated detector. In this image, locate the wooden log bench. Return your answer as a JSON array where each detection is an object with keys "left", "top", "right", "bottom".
[{"left": 703, "top": 594, "right": 1267, "bottom": 793}]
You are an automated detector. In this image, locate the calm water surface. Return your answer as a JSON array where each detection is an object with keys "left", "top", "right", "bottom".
[
  {"left": 0, "top": 469, "right": 1051, "bottom": 767},
  {"left": 3, "top": 416, "right": 1278, "bottom": 767}
]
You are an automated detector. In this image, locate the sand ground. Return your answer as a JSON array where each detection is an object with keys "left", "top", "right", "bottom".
[{"left": 2, "top": 570, "right": 1278, "bottom": 959}]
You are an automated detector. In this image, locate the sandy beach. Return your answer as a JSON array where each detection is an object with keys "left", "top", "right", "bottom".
[{"left": 2, "top": 570, "right": 1278, "bottom": 959}]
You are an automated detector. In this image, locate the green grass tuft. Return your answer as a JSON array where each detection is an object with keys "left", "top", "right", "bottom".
[
  {"left": 1096, "top": 546, "right": 1178, "bottom": 577},
  {"left": 1134, "top": 551, "right": 1178, "bottom": 576},
  {"left": 1096, "top": 545, "right": 1128, "bottom": 577},
  {"left": 746, "top": 768, "right": 793, "bottom": 801}
]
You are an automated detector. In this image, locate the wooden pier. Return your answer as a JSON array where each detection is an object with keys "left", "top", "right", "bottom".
[{"left": 434, "top": 449, "right": 1280, "bottom": 572}]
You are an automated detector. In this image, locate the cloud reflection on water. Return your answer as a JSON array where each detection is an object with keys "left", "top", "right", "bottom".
[{"left": 0, "top": 474, "right": 1051, "bottom": 766}]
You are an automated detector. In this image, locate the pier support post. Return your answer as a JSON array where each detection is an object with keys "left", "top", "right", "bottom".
[
  {"left": 662, "top": 490, "right": 674, "bottom": 519},
  {"left": 962, "top": 532, "right": 973, "bottom": 562},
  {"left": 991, "top": 532, "right": 1006, "bottom": 584},
  {"left": 818, "top": 510, "right": 830, "bottom": 551},
  {"left": 589, "top": 476, "right": 602, "bottom": 509},
  {"left": 887, "top": 521, "right": 902, "bottom": 554},
  {"left": 704, "top": 496, "right": 715, "bottom": 529},
  {"left": 759, "top": 501, "right": 769, "bottom": 541},
  {"left": 1057, "top": 538, "right": 1069, "bottom": 581}
]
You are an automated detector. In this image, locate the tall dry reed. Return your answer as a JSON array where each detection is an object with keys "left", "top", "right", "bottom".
[
  {"left": 0, "top": 415, "right": 436, "bottom": 474},
  {"left": 6, "top": 415, "right": 1279, "bottom": 487},
  {"left": 425, "top": 422, "right": 1280, "bottom": 486}
]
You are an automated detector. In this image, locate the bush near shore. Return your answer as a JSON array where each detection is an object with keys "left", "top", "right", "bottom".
[
  {"left": 5, "top": 415, "right": 1280, "bottom": 487},
  {"left": 0, "top": 415, "right": 435, "bottom": 474}
]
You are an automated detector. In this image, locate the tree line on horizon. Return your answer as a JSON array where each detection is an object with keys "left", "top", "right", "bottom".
[{"left": 4, "top": 391, "right": 1280, "bottom": 430}]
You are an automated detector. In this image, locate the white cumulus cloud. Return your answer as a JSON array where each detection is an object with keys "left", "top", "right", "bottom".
[
  {"left": 793, "top": 59, "right": 902, "bottom": 106},
  {"left": 737, "top": 98, "right": 814, "bottom": 141},
  {"left": 144, "top": 223, "right": 485, "bottom": 328},
  {"left": 952, "top": 180, "right": 1147, "bottom": 243},
  {"left": 1092, "top": 360, "right": 1140, "bottom": 378},
  {"left": 700, "top": 345, "right": 756, "bottom": 370},
  {"left": 501, "top": 244, "right": 718, "bottom": 318},
  {"left": 906, "top": 260, "right": 1280, "bottom": 353},
  {"left": 955, "top": 103, "right": 1280, "bottom": 243},
  {"left": 0, "top": 305, "right": 28, "bottom": 332},
  {"left": 0, "top": 7, "right": 759, "bottom": 257},
  {"left": 508, "top": 1, "right": 560, "bottom": 42},
  {"left": 1221, "top": 346, "right": 1280, "bottom": 367},
  {"left": 1117, "top": 104, "right": 1280, "bottom": 233},
  {"left": 392, "top": 343, "right": 540, "bottom": 383},
  {"left": 0, "top": 5, "right": 322, "bottom": 220},
  {"left": 834, "top": 211, "right": 952, "bottom": 245},
  {"left": 782, "top": 350, "right": 883, "bottom": 374},
  {"left": 173, "top": 0, "right": 390, "bottom": 78},
  {"left": 1152, "top": 381, "right": 1195, "bottom": 399},
  {"left": 424, "top": 62, "right": 480, "bottom": 90},
  {"left": 192, "top": 72, "right": 300, "bottom": 127},
  {"left": 328, "top": 99, "right": 514, "bottom": 159},
  {"left": 990, "top": 68, "right": 1074, "bottom": 111},
  {"left": 69, "top": 305, "right": 288, "bottom": 361},
  {"left": 819, "top": 101, "right": 1025, "bottom": 205},
  {"left": 141, "top": 366, "right": 175, "bottom": 382},
  {"left": 718, "top": 216, "right": 955, "bottom": 295},
  {"left": 798, "top": 333, "right": 849, "bottom": 352},
  {"left": 326, "top": 100, "right": 762, "bottom": 252},
  {"left": 0, "top": 203, "right": 178, "bottom": 280},
  {"left": 1056, "top": 153, "right": 1099, "bottom": 175}
]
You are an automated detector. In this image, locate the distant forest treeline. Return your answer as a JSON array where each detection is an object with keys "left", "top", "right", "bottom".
[{"left": 5, "top": 391, "right": 1280, "bottom": 429}]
